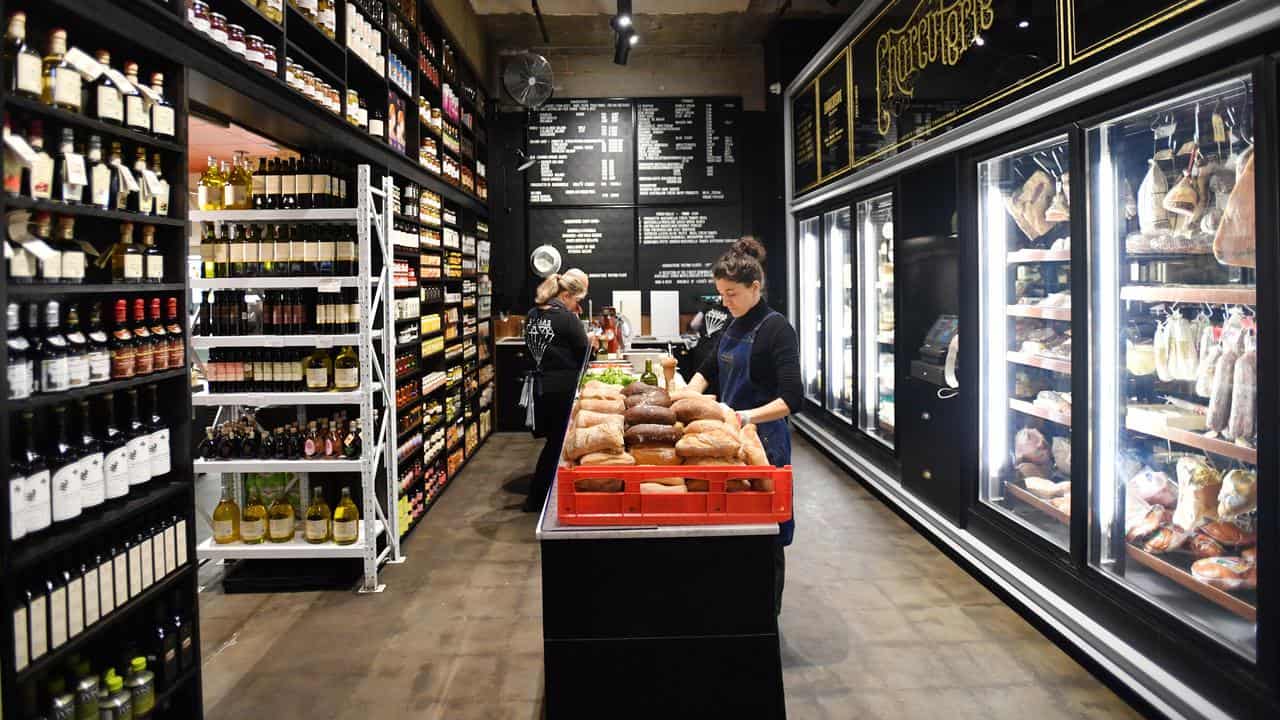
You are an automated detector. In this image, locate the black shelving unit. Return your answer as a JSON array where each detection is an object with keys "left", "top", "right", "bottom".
[{"left": 0, "top": 1, "right": 202, "bottom": 717}]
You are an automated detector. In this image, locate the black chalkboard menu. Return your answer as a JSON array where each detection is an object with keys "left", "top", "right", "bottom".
[
  {"left": 638, "top": 205, "right": 742, "bottom": 309},
  {"left": 792, "top": 81, "right": 819, "bottom": 193},
  {"left": 528, "top": 207, "right": 636, "bottom": 302},
  {"left": 527, "top": 99, "right": 634, "bottom": 205},
  {"left": 818, "top": 49, "right": 852, "bottom": 180},
  {"left": 637, "top": 98, "right": 741, "bottom": 204}
]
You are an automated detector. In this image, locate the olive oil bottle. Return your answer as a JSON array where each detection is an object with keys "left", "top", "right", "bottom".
[
  {"left": 211, "top": 480, "right": 240, "bottom": 544},
  {"left": 267, "top": 491, "right": 295, "bottom": 543},
  {"left": 240, "top": 488, "right": 267, "bottom": 544},
  {"left": 304, "top": 487, "right": 331, "bottom": 544},
  {"left": 332, "top": 486, "right": 359, "bottom": 545}
]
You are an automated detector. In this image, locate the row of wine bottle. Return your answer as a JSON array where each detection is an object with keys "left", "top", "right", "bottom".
[
  {"left": 196, "top": 289, "right": 360, "bottom": 336},
  {"left": 204, "top": 347, "right": 360, "bottom": 393},
  {"left": 212, "top": 483, "right": 361, "bottom": 545},
  {"left": 197, "top": 223, "right": 359, "bottom": 278},
  {"left": 197, "top": 411, "right": 363, "bottom": 461},
  {"left": 196, "top": 153, "right": 352, "bottom": 211}
]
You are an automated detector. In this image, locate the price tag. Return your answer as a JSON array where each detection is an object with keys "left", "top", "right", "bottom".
[
  {"left": 265, "top": 336, "right": 285, "bottom": 347},
  {"left": 102, "top": 67, "right": 138, "bottom": 95},
  {"left": 14, "top": 228, "right": 58, "bottom": 261},
  {"left": 3, "top": 133, "right": 38, "bottom": 167},
  {"left": 64, "top": 47, "right": 104, "bottom": 80},
  {"left": 141, "top": 169, "right": 162, "bottom": 195},
  {"left": 317, "top": 279, "right": 341, "bottom": 293},
  {"left": 117, "top": 165, "right": 139, "bottom": 193},
  {"left": 65, "top": 153, "right": 87, "bottom": 187},
  {"left": 315, "top": 336, "right": 334, "bottom": 349}
]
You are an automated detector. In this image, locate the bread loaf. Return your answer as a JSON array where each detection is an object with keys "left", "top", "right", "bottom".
[
  {"left": 625, "top": 388, "right": 671, "bottom": 408},
  {"left": 578, "top": 451, "right": 636, "bottom": 466},
  {"left": 625, "top": 424, "right": 682, "bottom": 446},
  {"left": 682, "top": 456, "right": 744, "bottom": 466},
  {"left": 669, "top": 389, "right": 714, "bottom": 402},
  {"left": 749, "top": 477, "right": 774, "bottom": 492},
  {"left": 683, "top": 419, "right": 736, "bottom": 436},
  {"left": 574, "top": 477, "right": 624, "bottom": 492},
  {"left": 672, "top": 396, "right": 727, "bottom": 423},
  {"left": 642, "top": 475, "right": 686, "bottom": 486},
  {"left": 1191, "top": 556, "right": 1257, "bottom": 591},
  {"left": 725, "top": 479, "right": 753, "bottom": 492},
  {"left": 629, "top": 445, "right": 682, "bottom": 466},
  {"left": 624, "top": 405, "right": 677, "bottom": 427},
  {"left": 578, "top": 397, "right": 626, "bottom": 415},
  {"left": 641, "top": 481, "right": 687, "bottom": 494},
  {"left": 739, "top": 424, "right": 769, "bottom": 467},
  {"left": 622, "top": 380, "right": 661, "bottom": 396},
  {"left": 686, "top": 478, "right": 709, "bottom": 492},
  {"left": 576, "top": 410, "right": 624, "bottom": 433},
  {"left": 564, "top": 423, "right": 625, "bottom": 461},
  {"left": 580, "top": 384, "right": 624, "bottom": 401},
  {"left": 675, "top": 428, "right": 742, "bottom": 458}
]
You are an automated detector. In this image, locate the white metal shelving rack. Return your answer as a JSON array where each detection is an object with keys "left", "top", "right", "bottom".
[{"left": 188, "top": 166, "right": 403, "bottom": 592}]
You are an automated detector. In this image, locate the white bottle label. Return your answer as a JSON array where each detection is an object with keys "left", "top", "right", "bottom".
[
  {"left": 54, "top": 70, "right": 81, "bottom": 108},
  {"left": 303, "top": 241, "right": 319, "bottom": 262},
  {"left": 96, "top": 87, "right": 124, "bottom": 122},
  {"left": 51, "top": 462, "right": 82, "bottom": 522},
  {"left": 9, "top": 246, "right": 36, "bottom": 279},
  {"left": 242, "top": 238, "right": 259, "bottom": 263},
  {"left": 152, "top": 106, "right": 175, "bottom": 137},
  {"left": 306, "top": 519, "right": 329, "bottom": 541},
  {"left": 127, "top": 436, "right": 150, "bottom": 486},
  {"left": 212, "top": 519, "right": 234, "bottom": 541},
  {"left": 176, "top": 518, "right": 188, "bottom": 565},
  {"left": 282, "top": 173, "right": 296, "bottom": 196},
  {"left": 49, "top": 586, "right": 67, "bottom": 647},
  {"left": 16, "top": 54, "right": 40, "bottom": 95},
  {"left": 146, "top": 254, "right": 164, "bottom": 280},
  {"left": 153, "top": 531, "right": 165, "bottom": 579},
  {"left": 229, "top": 241, "right": 245, "bottom": 263},
  {"left": 269, "top": 518, "right": 294, "bottom": 539},
  {"left": 311, "top": 175, "right": 326, "bottom": 195},
  {"left": 42, "top": 356, "right": 69, "bottom": 392},
  {"left": 240, "top": 518, "right": 264, "bottom": 541},
  {"left": 274, "top": 240, "right": 290, "bottom": 262},
  {"left": 8, "top": 360, "right": 32, "bottom": 399},
  {"left": 127, "top": 544, "right": 142, "bottom": 597},
  {"left": 61, "top": 250, "right": 85, "bottom": 281},
  {"left": 164, "top": 526, "right": 177, "bottom": 574},
  {"left": 29, "top": 595, "right": 47, "bottom": 659},
  {"left": 79, "top": 452, "right": 105, "bottom": 508},
  {"left": 149, "top": 428, "right": 170, "bottom": 477},
  {"left": 100, "top": 559, "right": 118, "bottom": 615},
  {"left": 83, "top": 567, "right": 100, "bottom": 626},
  {"left": 104, "top": 446, "right": 130, "bottom": 499},
  {"left": 68, "top": 577, "right": 84, "bottom": 636},
  {"left": 126, "top": 95, "right": 149, "bottom": 130},
  {"left": 266, "top": 174, "right": 281, "bottom": 195},
  {"left": 306, "top": 367, "right": 329, "bottom": 389},
  {"left": 338, "top": 241, "right": 356, "bottom": 261},
  {"left": 66, "top": 353, "right": 90, "bottom": 388},
  {"left": 333, "top": 519, "right": 357, "bottom": 542},
  {"left": 89, "top": 349, "right": 110, "bottom": 383},
  {"left": 23, "top": 469, "right": 51, "bottom": 533},
  {"left": 90, "top": 164, "right": 112, "bottom": 207},
  {"left": 112, "top": 553, "right": 128, "bottom": 605},
  {"left": 225, "top": 184, "right": 248, "bottom": 209},
  {"left": 31, "top": 152, "right": 54, "bottom": 199},
  {"left": 9, "top": 476, "right": 24, "bottom": 541},
  {"left": 318, "top": 240, "right": 335, "bottom": 261},
  {"left": 335, "top": 367, "right": 358, "bottom": 389},
  {"left": 157, "top": 180, "right": 170, "bottom": 215},
  {"left": 124, "top": 254, "right": 143, "bottom": 279},
  {"left": 13, "top": 607, "right": 29, "bottom": 670},
  {"left": 297, "top": 173, "right": 312, "bottom": 195},
  {"left": 40, "top": 250, "right": 63, "bottom": 280}
]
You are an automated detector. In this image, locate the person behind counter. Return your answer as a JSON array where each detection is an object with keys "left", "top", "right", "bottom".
[
  {"left": 521, "top": 269, "right": 592, "bottom": 512},
  {"left": 686, "top": 238, "right": 802, "bottom": 613}
]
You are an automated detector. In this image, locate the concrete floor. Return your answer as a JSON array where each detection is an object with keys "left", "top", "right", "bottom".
[{"left": 198, "top": 431, "right": 1141, "bottom": 719}]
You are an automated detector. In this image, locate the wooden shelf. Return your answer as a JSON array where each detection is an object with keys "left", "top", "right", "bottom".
[
  {"left": 1120, "top": 285, "right": 1256, "bottom": 305},
  {"left": 1005, "top": 482, "right": 1070, "bottom": 525},
  {"left": 1006, "top": 351, "right": 1071, "bottom": 374},
  {"left": 1009, "top": 398, "right": 1072, "bottom": 427},
  {"left": 1007, "top": 249, "right": 1071, "bottom": 263},
  {"left": 3, "top": 95, "right": 185, "bottom": 152},
  {"left": 1125, "top": 414, "right": 1257, "bottom": 465},
  {"left": 1126, "top": 545, "right": 1256, "bottom": 621},
  {"left": 1007, "top": 305, "right": 1072, "bottom": 321},
  {"left": 2, "top": 195, "right": 186, "bottom": 226}
]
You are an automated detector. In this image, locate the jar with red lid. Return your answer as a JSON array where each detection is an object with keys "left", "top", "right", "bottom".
[
  {"left": 190, "top": 0, "right": 211, "bottom": 32},
  {"left": 245, "top": 34, "right": 266, "bottom": 68},
  {"left": 226, "top": 23, "right": 247, "bottom": 56},
  {"left": 261, "top": 43, "right": 278, "bottom": 73},
  {"left": 209, "top": 12, "right": 228, "bottom": 44}
]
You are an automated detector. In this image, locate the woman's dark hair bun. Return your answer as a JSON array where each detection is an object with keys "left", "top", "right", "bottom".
[{"left": 732, "top": 236, "right": 766, "bottom": 263}]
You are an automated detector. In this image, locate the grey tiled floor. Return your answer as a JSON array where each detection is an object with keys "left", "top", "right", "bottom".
[{"left": 199, "top": 432, "right": 1141, "bottom": 719}]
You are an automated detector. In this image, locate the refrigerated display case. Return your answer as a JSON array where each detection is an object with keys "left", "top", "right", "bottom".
[
  {"left": 825, "top": 207, "right": 854, "bottom": 421},
  {"left": 1087, "top": 75, "right": 1259, "bottom": 659},
  {"left": 799, "top": 216, "right": 823, "bottom": 404},
  {"left": 857, "top": 194, "right": 895, "bottom": 446},
  {"left": 977, "top": 135, "right": 1074, "bottom": 551}
]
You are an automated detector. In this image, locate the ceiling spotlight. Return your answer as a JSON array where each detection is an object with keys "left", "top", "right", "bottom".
[
  {"left": 628, "top": 33, "right": 639, "bottom": 46},
  {"left": 973, "top": 34, "right": 985, "bottom": 46},
  {"left": 1017, "top": 19, "right": 1030, "bottom": 28},
  {"left": 611, "top": 0, "right": 632, "bottom": 32}
]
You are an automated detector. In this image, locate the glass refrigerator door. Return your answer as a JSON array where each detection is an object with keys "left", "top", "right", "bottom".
[
  {"left": 825, "top": 207, "right": 854, "bottom": 422},
  {"left": 978, "top": 135, "right": 1074, "bottom": 551},
  {"left": 1088, "top": 77, "right": 1258, "bottom": 658},
  {"left": 799, "top": 216, "right": 823, "bottom": 404},
  {"left": 857, "top": 194, "right": 895, "bottom": 446}
]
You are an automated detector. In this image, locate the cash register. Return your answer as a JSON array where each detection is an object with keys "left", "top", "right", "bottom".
[{"left": 911, "top": 314, "right": 959, "bottom": 388}]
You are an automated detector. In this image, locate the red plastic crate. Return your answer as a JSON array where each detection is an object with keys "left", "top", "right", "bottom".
[{"left": 556, "top": 464, "right": 793, "bottom": 526}]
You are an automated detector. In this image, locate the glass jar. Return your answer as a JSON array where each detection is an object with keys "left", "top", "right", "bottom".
[
  {"left": 258, "top": 0, "right": 284, "bottom": 24},
  {"left": 301, "top": 70, "right": 316, "bottom": 100},
  {"left": 209, "top": 12, "right": 228, "bottom": 44},
  {"left": 190, "top": 0, "right": 211, "bottom": 32},
  {"left": 261, "top": 43, "right": 278, "bottom": 73},
  {"left": 226, "top": 23, "right": 247, "bottom": 56},
  {"left": 285, "top": 60, "right": 301, "bottom": 89},
  {"left": 346, "top": 89, "right": 359, "bottom": 124},
  {"left": 245, "top": 34, "right": 266, "bottom": 68}
]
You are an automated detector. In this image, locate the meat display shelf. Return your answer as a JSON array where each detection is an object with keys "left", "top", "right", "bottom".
[
  {"left": 1007, "top": 305, "right": 1072, "bottom": 321},
  {"left": 192, "top": 385, "right": 378, "bottom": 406},
  {"left": 1125, "top": 545, "right": 1257, "bottom": 621},
  {"left": 192, "top": 334, "right": 362, "bottom": 348},
  {"left": 1005, "top": 482, "right": 1070, "bottom": 525},
  {"left": 1007, "top": 249, "right": 1071, "bottom": 263},
  {"left": 189, "top": 208, "right": 357, "bottom": 222},
  {"left": 196, "top": 520, "right": 385, "bottom": 560},
  {"left": 191, "top": 276, "right": 375, "bottom": 290},
  {"left": 1006, "top": 351, "right": 1072, "bottom": 375},
  {"left": 1119, "top": 285, "right": 1256, "bottom": 305},
  {"left": 194, "top": 458, "right": 364, "bottom": 473},
  {"left": 1009, "top": 398, "right": 1072, "bottom": 426},
  {"left": 1125, "top": 415, "right": 1257, "bottom": 465}
]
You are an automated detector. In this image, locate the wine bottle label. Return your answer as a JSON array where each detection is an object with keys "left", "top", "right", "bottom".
[
  {"left": 83, "top": 567, "right": 100, "bottom": 626},
  {"left": 140, "top": 537, "right": 154, "bottom": 588},
  {"left": 229, "top": 241, "right": 245, "bottom": 263},
  {"left": 282, "top": 173, "right": 296, "bottom": 195},
  {"left": 242, "top": 239, "right": 259, "bottom": 263},
  {"left": 252, "top": 175, "right": 266, "bottom": 197},
  {"left": 126, "top": 436, "right": 151, "bottom": 486},
  {"left": 54, "top": 70, "right": 81, "bottom": 108},
  {"left": 9, "top": 476, "right": 24, "bottom": 541},
  {"left": 153, "top": 532, "right": 166, "bottom": 579},
  {"left": 305, "top": 367, "right": 329, "bottom": 389},
  {"left": 39, "top": 250, "right": 63, "bottom": 281},
  {"left": 111, "top": 346, "right": 135, "bottom": 379},
  {"left": 42, "top": 357, "right": 69, "bottom": 392},
  {"left": 152, "top": 106, "right": 175, "bottom": 137},
  {"left": 273, "top": 240, "right": 290, "bottom": 264},
  {"left": 124, "top": 254, "right": 143, "bottom": 279},
  {"left": 104, "top": 446, "right": 130, "bottom": 499},
  {"left": 126, "top": 96, "right": 149, "bottom": 129},
  {"left": 303, "top": 241, "right": 319, "bottom": 262},
  {"left": 157, "top": 182, "right": 170, "bottom": 215},
  {"left": 226, "top": 184, "right": 249, "bottom": 208},
  {"left": 16, "top": 53, "right": 40, "bottom": 95},
  {"left": 127, "top": 545, "right": 142, "bottom": 597},
  {"left": 9, "top": 245, "right": 36, "bottom": 278},
  {"left": 61, "top": 250, "right": 86, "bottom": 281},
  {"left": 370, "top": 118, "right": 385, "bottom": 137},
  {"left": 134, "top": 346, "right": 153, "bottom": 375},
  {"left": 213, "top": 519, "right": 235, "bottom": 542},
  {"left": 297, "top": 173, "right": 312, "bottom": 195},
  {"left": 98, "top": 560, "right": 115, "bottom": 616},
  {"left": 176, "top": 519, "right": 189, "bottom": 565},
  {"left": 29, "top": 595, "right": 47, "bottom": 659},
  {"left": 96, "top": 86, "right": 124, "bottom": 122},
  {"left": 30, "top": 152, "right": 54, "bottom": 198},
  {"left": 66, "top": 353, "right": 89, "bottom": 388},
  {"left": 149, "top": 428, "right": 171, "bottom": 477},
  {"left": 311, "top": 174, "right": 327, "bottom": 196},
  {"left": 335, "top": 367, "right": 358, "bottom": 388},
  {"left": 304, "top": 438, "right": 317, "bottom": 456},
  {"left": 333, "top": 519, "right": 357, "bottom": 542},
  {"left": 49, "top": 586, "right": 67, "bottom": 648},
  {"left": 338, "top": 241, "right": 356, "bottom": 261},
  {"left": 265, "top": 174, "right": 281, "bottom": 196},
  {"left": 79, "top": 452, "right": 105, "bottom": 508},
  {"left": 90, "top": 164, "right": 112, "bottom": 206},
  {"left": 112, "top": 553, "right": 128, "bottom": 604},
  {"left": 169, "top": 339, "right": 184, "bottom": 369},
  {"left": 241, "top": 518, "right": 264, "bottom": 541},
  {"left": 8, "top": 359, "right": 32, "bottom": 399},
  {"left": 269, "top": 518, "right": 295, "bottom": 538},
  {"left": 318, "top": 240, "right": 335, "bottom": 261},
  {"left": 212, "top": 241, "right": 230, "bottom": 263},
  {"left": 68, "top": 577, "right": 84, "bottom": 636},
  {"left": 51, "top": 462, "right": 82, "bottom": 522},
  {"left": 306, "top": 519, "right": 328, "bottom": 541},
  {"left": 23, "top": 469, "right": 51, "bottom": 532},
  {"left": 12, "top": 606, "right": 29, "bottom": 670},
  {"left": 146, "top": 254, "right": 164, "bottom": 280}
]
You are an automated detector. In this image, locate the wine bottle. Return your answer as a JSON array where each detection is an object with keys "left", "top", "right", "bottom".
[
  {"left": 48, "top": 404, "right": 82, "bottom": 523},
  {"left": 129, "top": 147, "right": 152, "bottom": 214},
  {"left": 63, "top": 303, "right": 90, "bottom": 389},
  {"left": 6, "top": 302, "right": 31, "bottom": 399},
  {"left": 145, "top": 385, "right": 170, "bottom": 480},
  {"left": 17, "top": 410, "right": 52, "bottom": 535},
  {"left": 304, "top": 487, "right": 331, "bottom": 543},
  {"left": 252, "top": 156, "right": 269, "bottom": 209},
  {"left": 54, "top": 127, "right": 85, "bottom": 204},
  {"left": 108, "top": 141, "right": 130, "bottom": 211},
  {"left": 76, "top": 399, "right": 105, "bottom": 512},
  {"left": 109, "top": 298, "right": 135, "bottom": 379},
  {"left": 87, "top": 135, "right": 111, "bottom": 208},
  {"left": 148, "top": 72, "right": 175, "bottom": 138},
  {"left": 197, "top": 155, "right": 224, "bottom": 211},
  {"left": 334, "top": 345, "right": 359, "bottom": 390},
  {"left": 4, "top": 12, "right": 42, "bottom": 99},
  {"left": 165, "top": 297, "right": 184, "bottom": 370},
  {"left": 25, "top": 120, "right": 53, "bottom": 201},
  {"left": 148, "top": 298, "right": 168, "bottom": 372},
  {"left": 86, "top": 302, "right": 111, "bottom": 384},
  {"left": 131, "top": 298, "right": 153, "bottom": 376},
  {"left": 100, "top": 393, "right": 130, "bottom": 503},
  {"left": 39, "top": 300, "right": 70, "bottom": 394},
  {"left": 54, "top": 216, "right": 85, "bottom": 284},
  {"left": 123, "top": 62, "right": 149, "bottom": 133},
  {"left": 41, "top": 28, "right": 80, "bottom": 112},
  {"left": 111, "top": 222, "right": 143, "bottom": 284},
  {"left": 31, "top": 211, "right": 61, "bottom": 282},
  {"left": 304, "top": 347, "right": 332, "bottom": 391},
  {"left": 240, "top": 488, "right": 267, "bottom": 544},
  {"left": 152, "top": 154, "right": 170, "bottom": 216},
  {"left": 124, "top": 389, "right": 151, "bottom": 488},
  {"left": 332, "top": 486, "right": 359, "bottom": 545},
  {"left": 91, "top": 50, "right": 124, "bottom": 124}
]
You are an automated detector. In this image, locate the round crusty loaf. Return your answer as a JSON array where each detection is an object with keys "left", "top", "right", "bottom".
[
  {"left": 625, "top": 423, "right": 682, "bottom": 446},
  {"left": 622, "top": 380, "right": 661, "bottom": 396},
  {"left": 671, "top": 396, "right": 724, "bottom": 423},
  {"left": 629, "top": 444, "right": 682, "bottom": 466},
  {"left": 625, "top": 388, "right": 671, "bottom": 409},
  {"left": 624, "top": 404, "right": 677, "bottom": 427}
]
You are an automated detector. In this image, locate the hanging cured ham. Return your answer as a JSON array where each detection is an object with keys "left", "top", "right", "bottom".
[{"left": 1213, "top": 147, "right": 1255, "bottom": 267}]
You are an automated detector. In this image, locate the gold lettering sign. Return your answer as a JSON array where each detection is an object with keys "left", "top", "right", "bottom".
[{"left": 875, "top": 0, "right": 995, "bottom": 136}]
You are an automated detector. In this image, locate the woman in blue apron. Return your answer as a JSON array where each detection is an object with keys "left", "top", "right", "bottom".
[{"left": 687, "top": 238, "right": 802, "bottom": 613}]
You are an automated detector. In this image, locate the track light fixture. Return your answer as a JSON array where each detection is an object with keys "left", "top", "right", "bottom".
[
  {"left": 612, "top": 1, "right": 636, "bottom": 66},
  {"left": 611, "top": 0, "right": 632, "bottom": 32}
]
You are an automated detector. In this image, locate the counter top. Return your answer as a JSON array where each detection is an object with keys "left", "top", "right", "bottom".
[{"left": 536, "top": 478, "right": 780, "bottom": 541}]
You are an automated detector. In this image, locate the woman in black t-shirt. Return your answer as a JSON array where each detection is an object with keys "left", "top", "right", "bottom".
[{"left": 521, "top": 269, "right": 591, "bottom": 512}]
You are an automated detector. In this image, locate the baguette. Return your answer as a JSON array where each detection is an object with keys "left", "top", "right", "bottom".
[
  {"left": 578, "top": 451, "right": 636, "bottom": 466},
  {"left": 564, "top": 423, "right": 625, "bottom": 461},
  {"left": 683, "top": 419, "right": 735, "bottom": 436},
  {"left": 580, "top": 384, "right": 624, "bottom": 401},
  {"left": 575, "top": 410, "right": 624, "bottom": 433},
  {"left": 629, "top": 444, "right": 682, "bottom": 466},
  {"left": 672, "top": 396, "right": 726, "bottom": 423},
  {"left": 675, "top": 428, "right": 743, "bottom": 458},
  {"left": 578, "top": 397, "right": 626, "bottom": 415},
  {"left": 739, "top": 424, "right": 770, "bottom": 467}
]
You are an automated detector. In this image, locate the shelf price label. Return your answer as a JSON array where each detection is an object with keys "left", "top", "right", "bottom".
[
  {"left": 4, "top": 132, "right": 38, "bottom": 167},
  {"left": 64, "top": 47, "right": 105, "bottom": 81}
]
